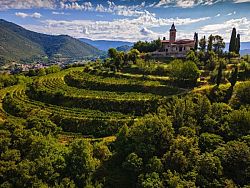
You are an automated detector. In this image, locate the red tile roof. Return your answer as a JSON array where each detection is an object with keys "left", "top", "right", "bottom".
[{"left": 161, "top": 39, "right": 194, "bottom": 44}]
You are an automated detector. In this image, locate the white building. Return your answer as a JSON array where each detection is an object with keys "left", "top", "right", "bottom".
[{"left": 152, "top": 23, "right": 197, "bottom": 58}]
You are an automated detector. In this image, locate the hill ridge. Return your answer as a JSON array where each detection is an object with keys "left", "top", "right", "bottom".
[{"left": 0, "top": 19, "right": 101, "bottom": 63}]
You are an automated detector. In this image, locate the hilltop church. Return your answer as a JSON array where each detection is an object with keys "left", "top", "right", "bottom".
[{"left": 152, "top": 23, "right": 198, "bottom": 58}]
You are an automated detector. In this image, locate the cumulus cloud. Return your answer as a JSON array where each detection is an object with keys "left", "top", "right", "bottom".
[
  {"left": 154, "top": 0, "right": 250, "bottom": 8},
  {"left": 215, "top": 13, "right": 221, "bottom": 17},
  {"left": 233, "top": 0, "right": 250, "bottom": 3},
  {"left": 1, "top": 0, "right": 249, "bottom": 11},
  {"left": 22, "top": 13, "right": 210, "bottom": 42},
  {"left": 0, "top": 0, "right": 150, "bottom": 17},
  {"left": 52, "top": 11, "right": 70, "bottom": 15},
  {"left": 59, "top": 1, "right": 147, "bottom": 17},
  {"left": 199, "top": 17, "right": 250, "bottom": 41},
  {"left": 15, "top": 12, "right": 42, "bottom": 18},
  {"left": 60, "top": 1, "right": 93, "bottom": 11},
  {"left": 0, "top": 0, "right": 56, "bottom": 10},
  {"left": 140, "top": 27, "right": 155, "bottom": 36},
  {"left": 154, "top": 0, "right": 217, "bottom": 8}
]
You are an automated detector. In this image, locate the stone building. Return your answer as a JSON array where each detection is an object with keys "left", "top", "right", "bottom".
[{"left": 152, "top": 23, "right": 197, "bottom": 58}]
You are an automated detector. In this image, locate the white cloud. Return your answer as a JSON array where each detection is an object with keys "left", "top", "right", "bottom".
[
  {"left": 0, "top": 0, "right": 56, "bottom": 10},
  {"left": 233, "top": 0, "right": 250, "bottom": 3},
  {"left": 52, "top": 11, "right": 70, "bottom": 15},
  {"left": 215, "top": 13, "right": 221, "bottom": 17},
  {"left": 140, "top": 27, "right": 155, "bottom": 36},
  {"left": 60, "top": 1, "right": 93, "bottom": 11},
  {"left": 15, "top": 12, "right": 42, "bottom": 18},
  {"left": 21, "top": 14, "right": 250, "bottom": 43},
  {"left": 199, "top": 17, "right": 250, "bottom": 41},
  {"left": 32, "top": 12, "right": 42, "bottom": 18},
  {"left": 154, "top": 0, "right": 222, "bottom": 8},
  {"left": 22, "top": 13, "right": 210, "bottom": 42},
  {"left": 227, "top": 11, "right": 236, "bottom": 16},
  {"left": 0, "top": 0, "right": 149, "bottom": 17},
  {"left": 154, "top": 0, "right": 250, "bottom": 8},
  {"left": 60, "top": 1, "right": 147, "bottom": 17},
  {"left": 1, "top": 0, "right": 249, "bottom": 11},
  {"left": 176, "top": 0, "right": 196, "bottom": 8},
  {"left": 155, "top": 0, "right": 172, "bottom": 7},
  {"left": 15, "top": 12, "right": 29, "bottom": 18}
]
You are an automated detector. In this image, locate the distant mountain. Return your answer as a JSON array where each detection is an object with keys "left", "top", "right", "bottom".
[
  {"left": 0, "top": 19, "right": 101, "bottom": 63},
  {"left": 79, "top": 38, "right": 133, "bottom": 51},
  {"left": 116, "top": 45, "right": 132, "bottom": 52},
  {"left": 225, "top": 42, "right": 250, "bottom": 50},
  {"left": 240, "top": 49, "right": 250, "bottom": 56},
  {"left": 225, "top": 42, "right": 250, "bottom": 55}
]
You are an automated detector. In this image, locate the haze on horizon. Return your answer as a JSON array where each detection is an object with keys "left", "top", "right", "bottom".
[{"left": 0, "top": 0, "right": 250, "bottom": 42}]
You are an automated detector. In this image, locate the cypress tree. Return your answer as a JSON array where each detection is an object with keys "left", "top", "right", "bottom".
[
  {"left": 236, "top": 34, "right": 240, "bottom": 54},
  {"left": 194, "top": 32, "right": 198, "bottom": 51},
  {"left": 199, "top": 36, "right": 206, "bottom": 52},
  {"left": 229, "top": 66, "right": 238, "bottom": 87},
  {"left": 207, "top": 35, "right": 214, "bottom": 52},
  {"left": 229, "top": 28, "right": 237, "bottom": 53},
  {"left": 216, "top": 62, "right": 223, "bottom": 86}
]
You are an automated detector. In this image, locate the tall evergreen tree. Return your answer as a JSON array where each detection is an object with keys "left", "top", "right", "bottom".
[
  {"left": 216, "top": 62, "right": 223, "bottom": 86},
  {"left": 213, "top": 35, "right": 225, "bottom": 55},
  {"left": 229, "top": 66, "right": 238, "bottom": 87},
  {"left": 194, "top": 32, "right": 199, "bottom": 51},
  {"left": 229, "top": 28, "right": 237, "bottom": 53},
  {"left": 199, "top": 36, "right": 206, "bottom": 52},
  {"left": 207, "top": 35, "right": 214, "bottom": 52},
  {"left": 236, "top": 34, "right": 240, "bottom": 54}
]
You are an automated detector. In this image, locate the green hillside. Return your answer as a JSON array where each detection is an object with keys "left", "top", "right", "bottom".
[
  {"left": 0, "top": 19, "right": 101, "bottom": 63},
  {"left": 0, "top": 61, "right": 249, "bottom": 187},
  {"left": 0, "top": 26, "right": 45, "bottom": 63}
]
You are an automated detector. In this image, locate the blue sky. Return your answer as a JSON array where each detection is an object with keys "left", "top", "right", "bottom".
[{"left": 0, "top": 0, "right": 250, "bottom": 42}]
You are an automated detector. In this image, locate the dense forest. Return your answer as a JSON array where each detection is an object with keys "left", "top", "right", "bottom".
[{"left": 0, "top": 28, "right": 250, "bottom": 187}]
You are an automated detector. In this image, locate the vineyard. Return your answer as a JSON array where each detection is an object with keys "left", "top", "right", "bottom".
[{"left": 0, "top": 66, "right": 186, "bottom": 138}]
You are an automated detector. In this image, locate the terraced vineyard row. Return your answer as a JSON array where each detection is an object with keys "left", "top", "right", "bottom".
[
  {"left": 2, "top": 84, "right": 135, "bottom": 137},
  {"left": 35, "top": 73, "right": 160, "bottom": 100},
  {"left": 29, "top": 69, "right": 173, "bottom": 115},
  {"left": 1, "top": 66, "right": 187, "bottom": 138},
  {"left": 65, "top": 70, "right": 182, "bottom": 96}
]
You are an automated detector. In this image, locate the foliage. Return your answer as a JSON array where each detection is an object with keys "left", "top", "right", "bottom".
[
  {"left": 199, "top": 36, "right": 206, "bottom": 52},
  {"left": 107, "top": 48, "right": 140, "bottom": 70},
  {"left": 66, "top": 140, "right": 100, "bottom": 187},
  {"left": 0, "top": 60, "right": 249, "bottom": 187},
  {"left": 186, "top": 51, "right": 199, "bottom": 65},
  {"left": 207, "top": 35, "right": 214, "bottom": 52},
  {"left": 194, "top": 32, "right": 199, "bottom": 51},
  {"left": 216, "top": 62, "right": 223, "bottom": 86},
  {"left": 128, "top": 49, "right": 140, "bottom": 64},
  {"left": 45, "top": 65, "right": 61, "bottom": 74},
  {"left": 228, "top": 66, "right": 238, "bottom": 87},
  {"left": 229, "top": 28, "right": 240, "bottom": 54},
  {"left": 230, "top": 81, "right": 250, "bottom": 108},
  {"left": 168, "top": 60, "right": 200, "bottom": 86},
  {"left": 0, "top": 73, "right": 31, "bottom": 88},
  {"left": 133, "top": 39, "right": 162, "bottom": 53},
  {"left": 213, "top": 35, "right": 225, "bottom": 55},
  {"left": 65, "top": 70, "right": 181, "bottom": 96},
  {"left": 215, "top": 141, "right": 250, "bottom": 186}
]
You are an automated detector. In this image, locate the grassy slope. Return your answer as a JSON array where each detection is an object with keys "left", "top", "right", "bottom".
[
  {"left": 0, "top": 19, "right": 101, "bottom": 61},
  {"left": 0, "top": 26, "right": 45, "bottom": 61}
]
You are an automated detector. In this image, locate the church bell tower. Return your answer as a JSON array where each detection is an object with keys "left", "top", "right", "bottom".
[{"left": 169, "top": 23, "right": 176, "bottom": 43}]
